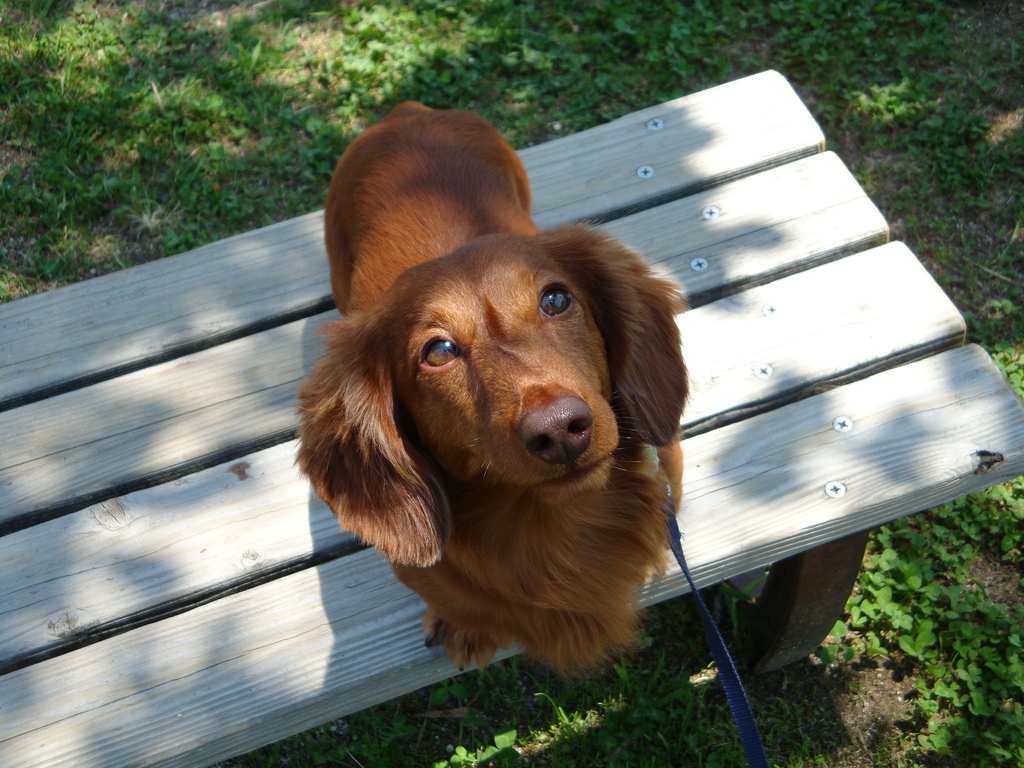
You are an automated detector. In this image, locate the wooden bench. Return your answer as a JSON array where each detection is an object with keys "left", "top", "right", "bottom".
[{"left": 2, "top": 70, "right": 1023, "bottom": 767}]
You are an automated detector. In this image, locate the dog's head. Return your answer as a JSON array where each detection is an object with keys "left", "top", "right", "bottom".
[{"left": 297, "top": 224, "right": 687, "bottom": 567}]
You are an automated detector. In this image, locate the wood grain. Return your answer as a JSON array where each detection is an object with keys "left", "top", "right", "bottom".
[
  {"left": 648, "top": 345, "right": 1024, "bottom": 601},
  {"left": 1, "top": 346, "right": 1021, "bottom": 768},
  {"left": 0, "top": 315, "right": 329, "bottom": 525},
  {"left": 0, "top": 211, "right": 329, "bottom": 410},
  {"left": 0, "top": 71, "right": 821, "bottom": 409},
  {"left": 525, "top": 70, "right": 824, "bottom": 226},
  {"left": 0, "top": 155, "right": 888, "bottom": 527},
  {"left": 605, "top": 151, "right": 888, "bottom": 303},
  {"left": 679, "top": 242, "right": 965, "bottom": 431},
  {"left": 0, "top": 243, "right": 965, "bottom": 666}
]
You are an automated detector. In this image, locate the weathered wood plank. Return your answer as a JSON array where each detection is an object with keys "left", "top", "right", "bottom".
[
  {"left": 525, "top": 70, "right": 824, "bottom": 225},
  {"left": 680, "top": 241, "right": 965, "bottom": 432},
  {"left": 0, "top": 211, "right": 329, "bottom": 411},
  {"left": 1, "top": 345, "right": 1021, "bottom": 768},
  {"left": 606, "top": 151, "right": 888, "bottom": 304},
  {"left": 0, "top": 71, "right": 821, "bottom": 410},
  {"left": 0, "top": 243, "right": 964, "bottom": 666},
  {"left": 0, "top": 156, "right": 887, "bottom": 528},
  {"left": 648, "top": 345, "right": 1024, "bottom": 600},
  {"left": 0, "top": 316, "right": 325, "bottom": 527},
  {"left": 0, "top": 441, "right": 347, "bottom": 673}
]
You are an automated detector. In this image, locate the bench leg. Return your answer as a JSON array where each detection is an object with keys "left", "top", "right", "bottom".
[{"left": 744, "top": 530, "right": 871, "bottom": 673}]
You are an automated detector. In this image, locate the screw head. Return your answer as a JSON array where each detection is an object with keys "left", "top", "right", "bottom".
[
  {"left": 690, "top": 257, "right": 709, "bottom": 272},
  {"left": 636, "top": 165, "right": 655, "bottom": 179},
  {"left": 825, "top": 481, "right": 848, "bottom": 499},
  {"left": 753, "top": 363, "right": 774, "bottom": 379},
  {"left": 702, "top": 205, "right": 721, "bottom": 220},
  {"left": 646, "top": 117, "right": 665, "bottom": 131},
  {"left": 832, "top": 416, "right": 854, "bottom": 433},
  {"left": 240, "top": 549, "right": 261, "bottom": 567},
  {"left": 762, "top": 304, "right": 779, "bottom": 317}
]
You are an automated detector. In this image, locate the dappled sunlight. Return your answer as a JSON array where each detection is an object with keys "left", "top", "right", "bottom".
[
  {"left": 678, "top": 242, "right": 963, "bottom": 432},
  {"left": 606, "top": 152, "right": 888, "bottom": 308},
  {"left": 0, "top": 209, "right": 331, "bottom": 409},
  {"left": 987, "top": 108, "right": 1023, "bottom": 145},
  {"left": 851, "top": 79, "right": 930, "bottom": 127},
  {"left": 0, "top": 308, "right": 334, "bottom": 525},
  {"left": 0, "top": 555, "right": 345, "bottom": 766},
  {"left": 0, "top": 437, "right": 348, "bottom": 671},
  {"left": 663, "top": 346, "right": 1024, "bottom": 601}
]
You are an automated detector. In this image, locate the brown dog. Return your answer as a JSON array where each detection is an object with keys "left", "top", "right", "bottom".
[{"left": 297, "top": 102, "right": 687, "bottom": 676}]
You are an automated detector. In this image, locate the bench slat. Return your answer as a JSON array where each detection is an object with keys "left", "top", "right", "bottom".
[
  {"left": 0, "top": 154, "right": 885, "bottom": 528},
  {"left": 2, "top": 345, "right": 1021, "bottom": 768},
  {"left": 0, "top": 441, "right": 343, "bottom": 672},
  {"left": 608, "top": 152, "right": 887, "bottom": 304},
  {"left": 0, "top": 242, "right": 964, "bottom": 668},
  {"left": 525, "top": 70, "right": 824, "bottom": 225},
  {"left": 0, "top": 70, "right": 821, "bottom": 412},
  {"left": 0, "top": 317, "right": 317, "bottom": 526},
  {"left": 651, "top": 345, "right": 1024, "bottom": 599},
  {"left": 681, "top": 241, "right": 965, "bottom": 432},
  {"left": 0, "top": 211, "right": 328, "bottom": 411}
]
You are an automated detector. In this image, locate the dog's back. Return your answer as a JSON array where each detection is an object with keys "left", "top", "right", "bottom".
[{"left": 324, "top": 103, "right": 537, "bottom": 311}]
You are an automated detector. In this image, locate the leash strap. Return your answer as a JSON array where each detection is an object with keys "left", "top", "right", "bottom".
[{"left": 664, "top": 492, "right": 770, "bottom": 768}]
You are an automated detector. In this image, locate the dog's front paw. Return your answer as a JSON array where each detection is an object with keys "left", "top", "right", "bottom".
[{"left": 422, "top": 609, "right": 498, "bottom": 671}]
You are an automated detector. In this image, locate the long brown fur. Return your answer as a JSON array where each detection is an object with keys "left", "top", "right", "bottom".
[{"left": 297, "top": 102, "right": 688, "bottom": 676}]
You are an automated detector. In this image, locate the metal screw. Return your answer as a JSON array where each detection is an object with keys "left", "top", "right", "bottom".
[
  {"left": 825, "top": 481, "right": 848, "bottom": 499},
  {"left": 646, "top": 117, "right": 665, "bottom": 131},
  {"left": 636, "top": 165, "right": 655, "bottom": 179},
  {"left": 690, "top": 257, "right": 709, "bottom": 272},
  {"left": 702, "top": 205, "right": 721, "bottom": 220},
  {"left": 241, "top": 549, "right": 261, "bottom": 567},
  {"left": 762, "top": 304, "right": 779, "bottom": 317},
  {"left": 833, "top": 416, "right": 854, "bottom": 433},
  {"left": 753, "top": 363, "right": 774, "bottom": 379}
]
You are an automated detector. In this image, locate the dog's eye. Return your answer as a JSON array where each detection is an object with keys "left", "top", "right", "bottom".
[
  {"left": 540, "top": 287, "right": 572, "bottom": 317},
  {"left": 422, "top": 338, "right": 461, "bottom": 367}
]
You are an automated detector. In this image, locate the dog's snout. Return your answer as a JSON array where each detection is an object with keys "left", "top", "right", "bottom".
[{"left": 518, "top": 395, "right": 594, "bottom": 465}]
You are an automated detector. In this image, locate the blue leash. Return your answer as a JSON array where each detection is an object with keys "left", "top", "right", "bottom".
[{"left": 664, "top": 491, "right": 770, "bottom": 768}]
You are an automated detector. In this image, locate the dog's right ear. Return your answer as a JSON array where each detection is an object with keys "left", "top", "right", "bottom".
[{"left": 296, "top": 316, "right": 451, "bottom": 568}]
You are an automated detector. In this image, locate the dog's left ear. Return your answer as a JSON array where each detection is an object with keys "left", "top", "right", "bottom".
[{"left": 539, "top": 224, "right": 688, "bottom": 446}]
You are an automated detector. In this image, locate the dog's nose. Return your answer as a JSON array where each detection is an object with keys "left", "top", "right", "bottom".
[{"left": 518, "top": 395, "right": 594, "bottom": 465}]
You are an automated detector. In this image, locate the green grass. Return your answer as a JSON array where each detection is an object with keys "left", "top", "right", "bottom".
[{"left": 3, "top": 0, "right": 1023, "bottom": 765}]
